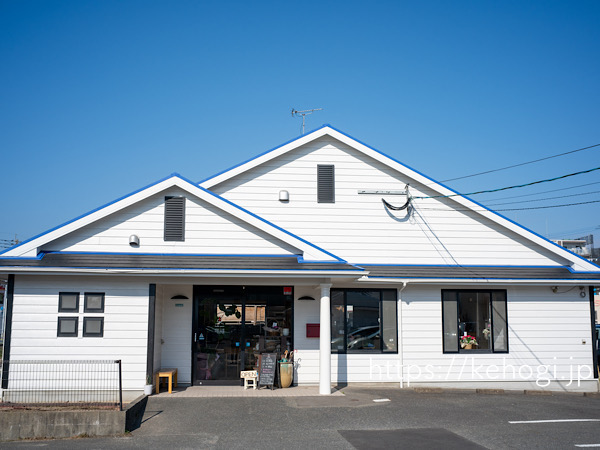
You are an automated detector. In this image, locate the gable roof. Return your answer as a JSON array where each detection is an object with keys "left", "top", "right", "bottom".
[
  {"left": 0, "top": 173, "right": 345, "bottom": 263},
  {"left": 200, "top": 124, "right": 600, "bottom": 273}
]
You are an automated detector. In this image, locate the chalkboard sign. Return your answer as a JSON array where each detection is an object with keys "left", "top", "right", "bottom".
[{"left": 258, "top": 353, "right": 277, "bottom": 389}]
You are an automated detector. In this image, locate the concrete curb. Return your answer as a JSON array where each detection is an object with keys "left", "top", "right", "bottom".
[{"left": 0, "top": 394, "right": 148, "bottom": 442}]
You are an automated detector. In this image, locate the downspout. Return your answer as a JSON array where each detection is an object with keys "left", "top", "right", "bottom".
[
  {"left": 590, "top": 285, "right": 598, "bottom": 382},
  {"left": 398, "top": 281, "right": 408, "bottom": 388}
]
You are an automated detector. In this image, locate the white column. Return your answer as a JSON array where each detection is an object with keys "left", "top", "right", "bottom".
[{"left": 319, "top": 283, "right": 332, "bottom": 395}]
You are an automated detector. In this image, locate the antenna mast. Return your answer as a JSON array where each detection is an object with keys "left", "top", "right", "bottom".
[{"left": 291, "top": 108, "right": 323, "bottom": 134}]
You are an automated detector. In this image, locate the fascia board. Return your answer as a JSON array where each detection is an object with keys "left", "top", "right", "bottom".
[
  {"left": 327, "top": 128, "right": 599, "bottom": 272},
  {"left": 199, "top": 126, "right": 598, "bottom": 270},
  {"left": 357, "top": 277, "right": 600, "bottom": 285},
  {"left": 2, "top": 176, "right": 182, "bottom": 257},
  {"left": 289, "top": 127, "right": 599, "bottom": 272},
  {"left": 3, "top": 174, "right": 342, "bottom": 263}
]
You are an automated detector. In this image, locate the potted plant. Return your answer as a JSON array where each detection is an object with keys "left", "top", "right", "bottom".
[
  {"left": 460, "top": 335, "right": 477, "bottom": 349},
  {"left": 144, "top": 375, "right": 153, "bottom": 395}
]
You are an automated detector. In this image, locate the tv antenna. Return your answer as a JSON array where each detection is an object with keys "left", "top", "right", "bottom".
[{"left": 291, "top": 108, "right": 323, "bottom": 134}]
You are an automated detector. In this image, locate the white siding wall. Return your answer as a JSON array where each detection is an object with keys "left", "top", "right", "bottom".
[
  {"left": 212, "top": 136, "right": 567, "bottom": 266},
  {"left": 43, "top": 187, "right": 300, "bottom": 256},
  {"left": 400, "top": 285, "right": 595, "bottom": 390},
  {"left": 10, "top": 275, "right": 150, "bottom": 393},
  {"left": 293, "top": 284, "right": 597, "bottom": 391},
  {"left": 158, "top": 284, "right": 192, "bottom": 384}
]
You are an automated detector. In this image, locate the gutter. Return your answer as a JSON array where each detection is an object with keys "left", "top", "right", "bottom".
[{"left": 357, "top": 277, "right": 600, "bottom": 285}]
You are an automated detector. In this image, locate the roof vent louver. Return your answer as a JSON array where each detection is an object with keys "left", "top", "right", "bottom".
[
  {"left": 317, "top": 165, "right": 335, "bottom": 203},
  {"left": 164, "top": 196, "right": 185, "bottom": 241}
]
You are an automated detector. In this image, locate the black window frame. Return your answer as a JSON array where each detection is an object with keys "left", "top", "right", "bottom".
[
  {"left": 317, "top": 164, "right": 335, "bottom": 203},
  {"left": 331, "top": 288, "right": 398, "bottom": 354},
  {"left": 58, "top": 292, "right": 80, "bottom": 312},
  {"left": 164, "top": 195, "right": 186, "bottom": 241},
  {"left": 83, "top": 317, "right": 104, "bottom": 337},
  {"left": 442, "top": 289, "right": 509, "bottom": 354},
  {"left": 84, "top": 293, "right": 105, "bottom": 313},
  {"left": 57, "top": 317, "right": 79, "bottom": 337}
]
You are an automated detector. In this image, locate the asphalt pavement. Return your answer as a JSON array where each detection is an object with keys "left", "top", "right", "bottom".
[{"left": 3, "top": 387, "right": 600, "bottom": 449}]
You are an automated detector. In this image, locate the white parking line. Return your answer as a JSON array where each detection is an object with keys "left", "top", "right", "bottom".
[
  {"left": 509, "top": 419, "right": 600, "bottom": 424},
  {"left": 373, "top": 398, "right": 391, "bottom": 403},
  {"left": 575, "top": 444, "right": 600, "bottom": 448}
]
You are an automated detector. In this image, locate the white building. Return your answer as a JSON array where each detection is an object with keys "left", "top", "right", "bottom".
[{"left": 1, "top": 125, "right": 599, "bottom": 399}]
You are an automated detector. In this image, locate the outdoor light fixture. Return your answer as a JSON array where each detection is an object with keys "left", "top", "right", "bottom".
[
  {"left": 279, "top": 190, "right": 290, "bottom": 202},
  {"left": 129, "top": 235, "right": 140, "bottom": 246},
  {"left": 298, "top": 295, "right": 315, "bottom": 301},
  {"left": 579, "top": 287, "right": 586, "bottom": 298},
  {"left": 551, "top": 286, "right": 558, "bottom": 293},
  {"left": 171, "top": 294, "right": 189, "bottom": 300}
]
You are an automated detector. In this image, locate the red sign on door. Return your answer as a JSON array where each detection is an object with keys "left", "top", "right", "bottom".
[{"left": 283, "top": 287, "right": 292, "bottom": 295}]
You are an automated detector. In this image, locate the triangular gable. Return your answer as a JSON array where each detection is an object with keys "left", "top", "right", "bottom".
[
  {"left": 200, "top": 125, "right": 599, "bottom": 272},
  {"left": 1, "top": 173, "right": 344, "bottom": 263}
]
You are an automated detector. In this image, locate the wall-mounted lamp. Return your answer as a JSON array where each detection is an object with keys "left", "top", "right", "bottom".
[
  {"left": 279, "top": 190, "right": 290, "bottom": 202},
  {"left": 579, "top": 287, "right": 586, "bottom": 298},
  {"left": 129, "top": 235, "right": 140, "bottom": 247},
  {"left": 171, "top": 294, "right": 189, "bottom": 300},
  {"left": 551, "top": 286, "right": 558, "bottom": 293},
  {"left": 298, "top": 295, "right": 316, "bottom": 301}
]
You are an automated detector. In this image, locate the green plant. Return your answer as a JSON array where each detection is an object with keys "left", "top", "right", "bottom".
[{"left": 460, "top": 335, "right": 477, "bottom": 348}]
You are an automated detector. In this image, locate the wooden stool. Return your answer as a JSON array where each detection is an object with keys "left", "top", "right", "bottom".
[
  {"left": 241, "top": 370, "right": 258, "bottom": 390},
  {"left": 155, "top": 368, "right": 178, "bottom": 394}
]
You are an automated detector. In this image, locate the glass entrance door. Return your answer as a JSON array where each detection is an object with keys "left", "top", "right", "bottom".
[
  {"left": 193, "top": 286, "right": 244, "bottom": 385},
  {"left": 192, "top": 285, "right": 293, "bottom": 385}
]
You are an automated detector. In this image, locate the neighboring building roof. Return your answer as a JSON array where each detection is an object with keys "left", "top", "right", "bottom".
[{"left": 200, "top": 125, "right": 600, "bottom": 273}]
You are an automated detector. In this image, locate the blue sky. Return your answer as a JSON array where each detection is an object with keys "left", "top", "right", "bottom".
[{"left": 1, "top": 0, "right": 599, "bottom": 246}]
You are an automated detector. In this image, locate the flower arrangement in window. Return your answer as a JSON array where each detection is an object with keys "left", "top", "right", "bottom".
[
  {"left": 460, "top": 335, "right": 477, "bottom": 349},
  {"left": 482, "top": 322, "right": 491, "bottom": 339}
]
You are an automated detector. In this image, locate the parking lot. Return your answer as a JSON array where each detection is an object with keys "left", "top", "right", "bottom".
[{"left": 3, "top": 386, "right": 600, "bottom": 449}]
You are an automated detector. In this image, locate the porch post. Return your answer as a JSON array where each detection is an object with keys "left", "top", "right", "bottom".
[
  {"left": 146, "top": 284, "right": 156, "bottom": 384},
  {"left": 319, "top": 283, "right": 332, "bottom": 395}
]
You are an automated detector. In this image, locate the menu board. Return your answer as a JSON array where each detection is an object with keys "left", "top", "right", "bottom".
[{"left": 258, "top": 353, "right": 277, "bottom": 389}]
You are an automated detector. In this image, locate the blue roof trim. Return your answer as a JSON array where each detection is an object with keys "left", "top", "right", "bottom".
[
  {"left": 356, "top": 263, "right": 600, "bottom": 275},
  {"left": 0, "top": 172, "right": 346, "bottom": 263},
  {"left": 322, "top": 125, "right": 600, "bottom": 271},
  {"left": 198, "top": 122, "right": 598, "bottom": 270},
  {"left": 358, "top": 263, "right": 570, "bottom": 268},
  {"left": 364, "top": 275, "right": 600, "bottom": 281},
  {"left": 197, "top": 124, "right": 331, "bottom": 185},
  {"left": 0, "top": 265, "right": 364, "bottom": 273},
  {"left": 41, "top": 251, "right": 299, "bottom": 258},
  {"left": 0, "top": 173, "right": 183, "bottom": 256}
]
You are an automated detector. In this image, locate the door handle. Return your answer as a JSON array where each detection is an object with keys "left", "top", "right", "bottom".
[{"left": 194, "top": 333, "right": 197, "bottom": 342}]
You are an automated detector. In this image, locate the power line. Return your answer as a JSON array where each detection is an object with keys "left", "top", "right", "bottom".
[
  {"left": 440, "top": 142, "right": 600, "bottom": 183},
  {"left": 476, "top": 180, "right": 600, "bottom": 202},
  {"left": 415, "top": 198, "right": 600, "bottom": 212},
  {"left": 482, "top": 189, "right": 600, "bottom": 207},
  {"left": 413, "top": 166, "right": 600, "bottom": 199}
]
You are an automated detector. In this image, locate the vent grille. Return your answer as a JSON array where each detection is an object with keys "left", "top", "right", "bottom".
[
  {"left": 317, "top": 165, "right": 335, "bottom": 203},
  {"left": 164, "top": 196, "right": 185, "bottom": 241}
]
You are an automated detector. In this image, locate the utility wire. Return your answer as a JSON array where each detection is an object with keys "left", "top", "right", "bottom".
[
  {"left": 475, "top": 180, "right": 600, "bottom": 202},
  {"left": 482, "top": 189, "right": 600, "bottom": 207},
  {"left": 416, "top": 199, "right": 600, "bottom": 212},
  {"left": 413, "top": 166, "right": 600, "bottom": 199},
  {"left": 440, "top": 143, "right": 600, "bottom": 183}
]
